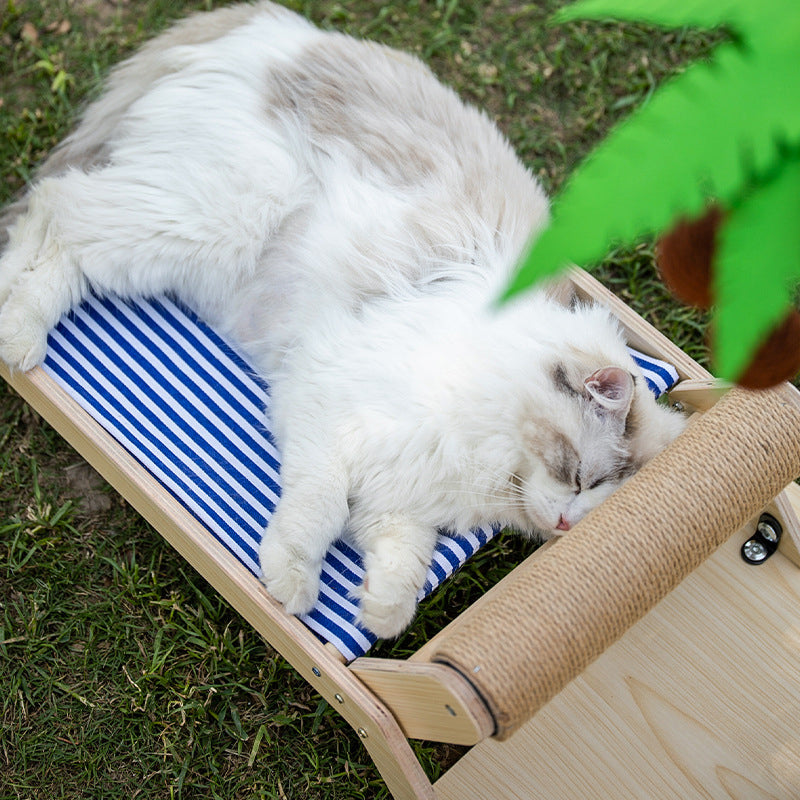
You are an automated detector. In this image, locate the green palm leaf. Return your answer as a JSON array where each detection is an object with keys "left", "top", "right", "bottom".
[
  {"left": 504, "top": 45, "right": 800, "bottom": 299},
  {"left": 555, "top": 0, "right": 800, "bottom": 49},
  {"left": 503, "top": 0, "right": 800, "bottom": 381},
  {"left": 555, "top": 0, "right": 762, "bottom": 36}
]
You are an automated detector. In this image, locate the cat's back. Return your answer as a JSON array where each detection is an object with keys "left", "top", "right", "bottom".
[
  {"left": 60, "top": 0, "right": 544, "bottom": 243},
  {"left": 32, "top": 3, "right": 313, "bottom": 180},
  {"left": 21, "top": 2, "right": 549, "bottom": 348},
  {"left": 48, "top": 3, "right": 468, "bottom": 174}
]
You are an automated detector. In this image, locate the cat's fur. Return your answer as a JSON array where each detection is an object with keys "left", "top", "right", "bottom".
[{"left": 0, "top": 1, "right": 685, "bottom": 637}]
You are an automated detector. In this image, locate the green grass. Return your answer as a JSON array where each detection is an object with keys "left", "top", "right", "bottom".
[{"left": 0, "top": 2, "right": 716, "bottom": 797}]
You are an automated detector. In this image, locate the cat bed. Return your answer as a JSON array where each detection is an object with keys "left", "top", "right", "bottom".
[
  {"left": 40, "top": 291, "right": 677, "bottom": 660},
  {"left": 5, "top": 268, "right": 800, "bottom": 799}
]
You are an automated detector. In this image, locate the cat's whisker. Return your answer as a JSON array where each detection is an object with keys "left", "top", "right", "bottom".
[{"left": 437, "top": 478, "right": 528, "bottom": 512}]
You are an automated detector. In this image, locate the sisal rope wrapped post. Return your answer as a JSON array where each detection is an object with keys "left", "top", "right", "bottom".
[{"left": 432, "top": 384, "right": 800, "bottom": 740}]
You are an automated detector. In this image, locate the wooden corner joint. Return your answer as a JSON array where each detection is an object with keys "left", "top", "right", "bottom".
[{"left": 349, "top": 657, "right": 495, "bottom": 746}]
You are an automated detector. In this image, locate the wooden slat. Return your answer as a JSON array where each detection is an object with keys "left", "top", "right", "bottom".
[
  {"left": 667, "top": 378, "right": 732, "bottom": 413},
  {"left": 349, "top": 659, "right": 494, "bottom": 745},
  {"left": 773, "top": 482, "right": 800, "bottom": 568}
]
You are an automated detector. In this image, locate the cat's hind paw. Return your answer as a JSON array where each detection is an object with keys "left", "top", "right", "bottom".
[
  {"left": 0, "top": 249, "right": 28, "bottom": 311},
  {"left": 259, "top": 535, "right": 321, "bottom": 616},
  {"left": 0, "top": 303, "right": 50, "bottom": 371}
]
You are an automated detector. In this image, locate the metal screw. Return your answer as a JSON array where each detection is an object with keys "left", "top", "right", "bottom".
[
  {"left": 445, "top": 705, "right": 457, "bottom": 717},
  {"left": 742, "top": 539, "right": 768, "bottom": 563},
  {"left": 311, "top": 667, "right": 321, "bottom": 678},
  {"left": 334, "top": 693, "right": 344, "bottom": 704},
  {"left": 757, "top": 520, "right": 779, "bottom": 543},
  {"left": 357, "top": 727, "right": 368, "bottom": 739}
]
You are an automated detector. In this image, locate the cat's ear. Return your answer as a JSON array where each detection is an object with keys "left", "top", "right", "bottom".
[{"left": 584, "top": 367, "right": 634, "bottom": 417}]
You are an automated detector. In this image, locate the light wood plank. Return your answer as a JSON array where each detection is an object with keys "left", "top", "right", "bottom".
[
  {"left": 773, "top": 483, "right": 800, "bottom": 568},
  {"left": 667, "top": 378, "right": 732, "bottom": 413},
  {"left": 436, "top": 532, "right": 800, "bottom": 799},
  {"left": 349, "top": 659, "right": 494, "bottom": 745}
]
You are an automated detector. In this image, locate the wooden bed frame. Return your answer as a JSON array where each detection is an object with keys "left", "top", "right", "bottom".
[{"left": 4, "top": 267, "right": 800, "bottom": 799}]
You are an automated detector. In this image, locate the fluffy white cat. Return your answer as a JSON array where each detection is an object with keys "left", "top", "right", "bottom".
[{"left": 0, "top": 1, "right": 685, "bottom": 637}]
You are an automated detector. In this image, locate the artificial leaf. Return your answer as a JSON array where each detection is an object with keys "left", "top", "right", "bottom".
[
  {"left": 503, "top": 0, "right": 800, "bottom": 381},
  {"left": 713, "top": 155, "right": 800, "bottom": 379},
  {"left": 554, "top": 0, "right": 744, "bottom": 32},
  {"left": 503, "top": 43, "right": 800, "bottom": 301},
  {"left": 554, "top": 0, "right": 800, "bottom": 48}
]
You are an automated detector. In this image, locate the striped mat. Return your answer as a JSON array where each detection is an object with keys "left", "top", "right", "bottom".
[{"left": 41, "top": 294, "right": 679, "bottom": 661}]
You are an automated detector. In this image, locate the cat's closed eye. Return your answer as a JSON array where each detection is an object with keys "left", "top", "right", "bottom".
[{"left": 573, "top": 463, "right": 618, "bottom": 495}]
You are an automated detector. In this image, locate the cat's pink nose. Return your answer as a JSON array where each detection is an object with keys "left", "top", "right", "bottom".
[{"left": 556, "top": 515, "right": 572, "bottom": 531}]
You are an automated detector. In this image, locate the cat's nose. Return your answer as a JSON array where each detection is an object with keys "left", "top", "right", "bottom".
[{"left": 556, "top": 515, "right": 571, "bottom": 531}]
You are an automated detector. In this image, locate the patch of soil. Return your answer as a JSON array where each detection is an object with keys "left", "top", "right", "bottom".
[{"left": 62, "top": 460, "right": 114, "bottom": 515}]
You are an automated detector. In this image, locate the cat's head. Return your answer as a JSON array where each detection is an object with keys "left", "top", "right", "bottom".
[{"left": 509, "top": 357, "right": 686, "bottom": 538}]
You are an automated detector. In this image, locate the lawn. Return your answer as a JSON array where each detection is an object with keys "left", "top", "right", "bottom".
[{"left": 0, "top": 1, "right": 717, "bottom": 798}]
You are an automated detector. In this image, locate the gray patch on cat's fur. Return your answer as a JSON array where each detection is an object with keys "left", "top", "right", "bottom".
[
  {"left": 606, "top": 456, "right": 638, "bottom": 484},
  {"left": 261, "top": 32, "right": 549, "bottom": 307},
  {"left": 264, "top": 31, "right": 547, "bottom": 256},
  {"left": 622, "top": 374, "right": 645, "bottom": 440},
  {"left": 58, "top": 3, "right": 284, "bottom": 181},
  {"left": 552, "top": 360, "right": 642, "bottom": 442},
  {"left": 546, "top": 432, "right": 580, "bottom": 486},
  {"left": 551, "top": 362, "right": 581, "bottom": 398},
  {"left": 266, "top": 37, "right": 439, "bottom": 184},
  {"left": 625, "top": 399, "right": 640, "bottom": 439}
]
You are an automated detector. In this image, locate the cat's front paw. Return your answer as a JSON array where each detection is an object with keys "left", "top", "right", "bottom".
[
  {"left": 356, "top": 581, "right": 418, "bottom": 640},
  {"left": 259, "top": 534, "right": 320, "bottom": 616},
  {"left": 0, "top": 302, "right": 49, "bottom": 371}
]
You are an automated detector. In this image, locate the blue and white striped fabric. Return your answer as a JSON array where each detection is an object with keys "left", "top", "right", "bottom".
[
  {"left": 41, "top": 294, "right": 678, "bottom": 661},
  {"left": 630, "top": 350, "right": 679, "bottom": 396}
]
